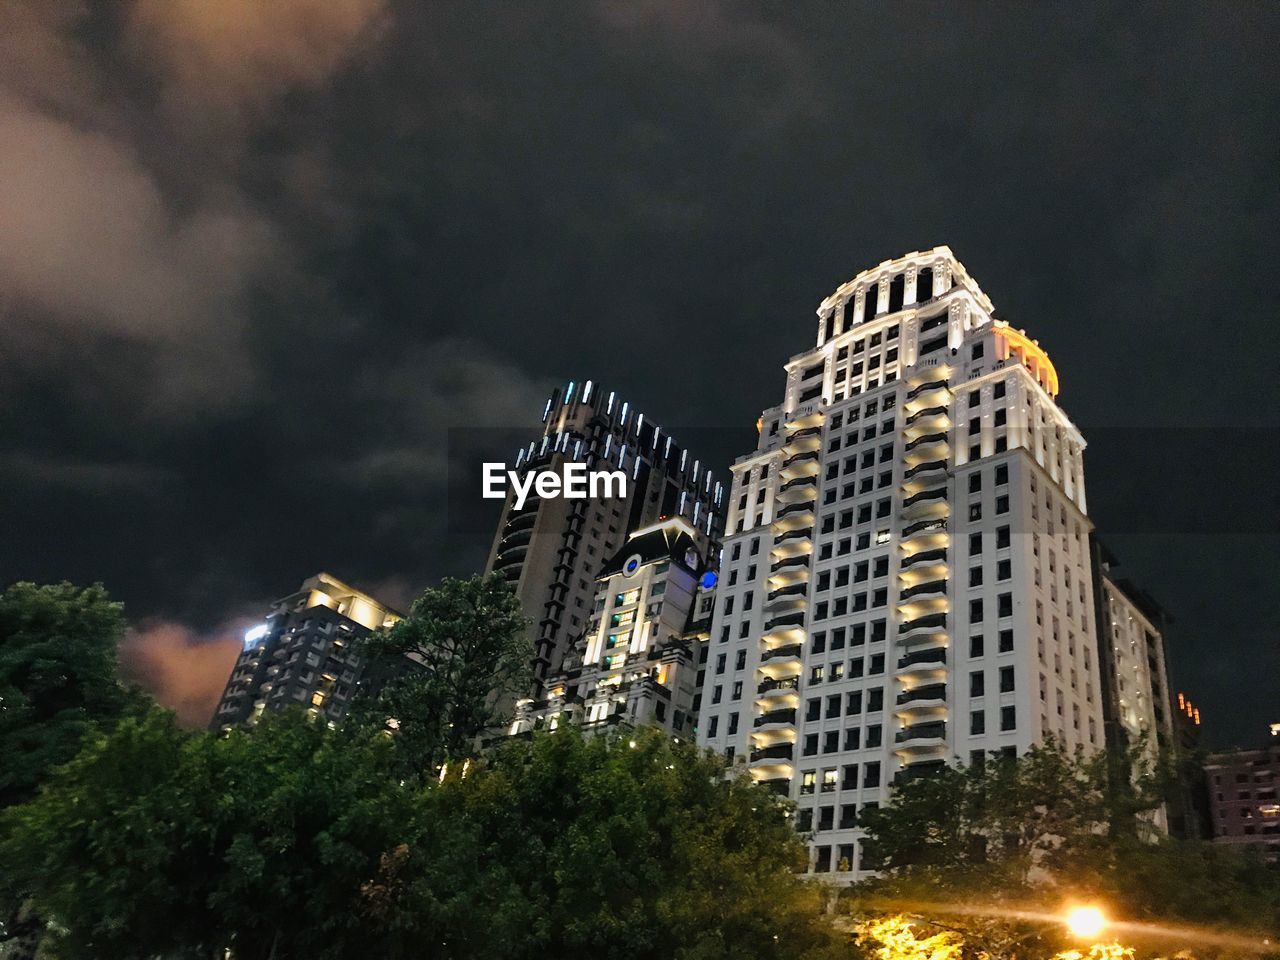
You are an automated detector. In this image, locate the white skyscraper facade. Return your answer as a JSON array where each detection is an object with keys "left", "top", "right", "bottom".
[{"left": 697, "top": 247, "right": 1105, "bottom": 878}]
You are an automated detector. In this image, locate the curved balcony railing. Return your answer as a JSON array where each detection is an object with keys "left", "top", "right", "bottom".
[
  {"left": 753, "top": 707, "right": 797, "bottom": 727},
  {"left": 757, "top": 676, "right": 801, "bottom": 695},
  {"left": 896, "top": 722, "right": 947, "bottom": 744},
  {"left": 906, "top": 379, "right": 949, "bottom": 401},
  {"left": 781, "top": 449, "right": 820, "bottom": 470},
  {"left": 902, "top": 518, "right": 948, "bottom": 539},
  {"left": 762, "top": 643, "right": 803, "bottom": 663},
  {"left": 492, "top": 551, "right": 526, "bottom": 571},
  {"left": 506, "top": 509, "right": 539, "bottom": 532},
  {"left": 750, "top": 743, "right": 795, "bottom": 763},
  {"left": 897, "top": 682, "right": 947, "bottom": 705},
  {"left": 905, "top": 405, "right": 949, "bottom": 427},
  {"left": 899, "top": 612, "right": 947, "bottom": 634},
  {"left": 900, "top": 547, "right": 948, "bottom": 570},
  {"left": 779, "top": 475, "right": 818, "bottom": 494},
  {"left": 904, "top": 431, "right": 949, "bottom": 453},
  {"left": 899, "top": 579, "right": 947, "bottom": 602},
  {"left": 902, "top": 459, "right": 948, "bottom": 482},
  {"left": 776, "top": 501, "right": 814, "bottom": 521},
  {"left": 774, "top": 526, "right": 813, "bottom": 546},
  {"left": 766, "top": 583, "right": 808, "bottom": 604},
  {"left": 898, "top": 648, "right": 947, "bottom": 670},
  {"left": 902, "top": 488, "right": 948, "bottom": 510},
  {"left": 770, "top": 555, "right": 810, "bottom": 574},
  {"left": 764, "top": 610, "right": 806, "bottom": 632}
]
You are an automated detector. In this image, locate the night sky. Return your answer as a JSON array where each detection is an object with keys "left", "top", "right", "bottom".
[{"left": 2, "top": 1, "right": 1276, "bottom": 743}]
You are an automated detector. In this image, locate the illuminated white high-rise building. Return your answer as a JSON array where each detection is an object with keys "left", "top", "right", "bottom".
[{"left": 697, "top": 247, "right": 1106, "bottom": 878}]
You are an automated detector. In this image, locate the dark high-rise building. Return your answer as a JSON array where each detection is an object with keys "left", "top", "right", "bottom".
[
  {"left": 1090, "top": 540, "right": 1178, "bottom": 833},
  {"left": 485, "top": 380, "right": 725, "bottom": 690},
  {"left": 210, "top": 572, "right": 402, "bottom": 730},
  {"left": 1205, "top": 728, "right": 1280, "bottom": 857}
]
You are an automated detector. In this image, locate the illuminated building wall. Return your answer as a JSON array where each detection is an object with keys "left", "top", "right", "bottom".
[
  {"left": 209, "top": 572, "right": 401, "bottom": 730},
  {"left": 697, "top": 246, "right": 1107, "bottom": 879},
  {"left": 509, "top": 516, "right": 717, "bottom": 739},
  {"left": 485, "top": 381, "right": 724, "bottom": 695}
]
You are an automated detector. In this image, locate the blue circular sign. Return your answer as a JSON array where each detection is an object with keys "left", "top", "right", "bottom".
[{"left": 700, "top": 570, "right": 718, "bottom": 589}]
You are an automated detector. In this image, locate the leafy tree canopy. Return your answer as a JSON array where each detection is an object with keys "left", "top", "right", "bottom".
[
  {"left": 0, "top": 581, "right": 148, "bottom": 808},
  {"left": 352, "top": 573, "right": 532, "bottom": 780},
  {"left": 1, "top": 719, "right": 851, "bottom": 960}
]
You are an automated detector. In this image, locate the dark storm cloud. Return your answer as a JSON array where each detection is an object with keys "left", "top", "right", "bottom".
[{"left": 0, "top": 0, "right": 1275, "bottom": 740}]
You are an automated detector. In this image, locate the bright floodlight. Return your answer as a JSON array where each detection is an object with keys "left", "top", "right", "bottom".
[{"left": 1065, "top": 905, "right": 1106, "bottom": 938}]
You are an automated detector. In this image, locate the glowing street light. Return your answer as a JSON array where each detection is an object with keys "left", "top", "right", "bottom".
[{"left": 1065, "top": 905, "right": 1107, "bottom": 939}]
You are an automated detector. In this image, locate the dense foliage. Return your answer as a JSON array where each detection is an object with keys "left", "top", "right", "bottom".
[
  {"left": 0, "top": 581, "right": 147, "bottom": 808},
  {"left": 351, "top": 572, "right": 532, "bottom": 780},
  {"left": 851, "top": 743, "right": 1280, "bottom": 958},
  {"left": 0, "top": 720, "right": 850, "bottom": 960}
]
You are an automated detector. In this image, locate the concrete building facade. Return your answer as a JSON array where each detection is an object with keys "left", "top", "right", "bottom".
[
  {"left": 211, "top": 572, "right": 401, "bottom": 729},
  {"left": 485, "top": 381, "right": 724, "bottom": 691},
  {"left": 697, "top": 247, "right": 1109, "bottom": 878}
]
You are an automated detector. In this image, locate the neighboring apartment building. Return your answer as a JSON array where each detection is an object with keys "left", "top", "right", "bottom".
[
  {"left": 509, "top": 515, "right": 717, "bottom": 740},
  {"left": 485, "top": 380, "right": 725, "bottom": 692},
  {"left": 210, "top": 572, "right": 401, "bottom": 730},
  {"left": 1205, "top": 729, "right": 1280, "bottom": 856},
  {"left": 1090, "top": 541, "right": 1177, "bottom": 833},
  {"left": 697, "top": 247, "right": 1110, "bottom": 878}
]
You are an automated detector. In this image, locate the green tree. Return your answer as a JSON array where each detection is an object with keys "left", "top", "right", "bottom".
[
  {"left": 852, "top": 743, "right": 1280, "bottom": 956},
  {"left": 377, "top": 725, "right": 852, "bottom": 960},
  {"left": 0, "top": 707, "right": 422, "bottom": 960},
  {"left": 0, "top": 581, "right": 148, "bottom": 808},
  {"left": 353, "top": 573, "right": 531, "bottom": 780},
  {"left": 1, "top": 720, "right": 852, "bottom": 960}
]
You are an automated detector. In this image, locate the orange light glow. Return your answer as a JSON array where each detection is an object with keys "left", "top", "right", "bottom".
[{"left": 994, "top": 324, "right": 1059, "bottom": 396}]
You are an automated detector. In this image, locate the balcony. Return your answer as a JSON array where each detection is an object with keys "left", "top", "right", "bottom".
[
  {"left": 896, "top": 683, "right": 947, "bottom": 708},
  {"left": 505, "top": 509, "right": 539, "bottom": 532},
  {"left": 498, "top": 527, "right": 534, "bottom": 551},
  {"left": 905, "top": 379, "right": 949, "bottom": 403},
  {"left": 766, "top": 582, "right": 808, "bottom": 607},
  {"left": 777, "top": 474, "right": 818, "bottom": 503},
  {"left": 784, "top": 402, "right": 824, "bottom": 430},
  {"left": 893, "top": 759, "right": 947, "bottom": 787},
  {"left": 781, "top": 427, "right": 822, "bottom": 454},
  {"left": 898, "top": 612, "right": 947, "bottom": 642},
  {"left": 904, "top": 431, "right": 949, "bottom": 457},
  {"left": 900, "top": 487, "right": 948, "bottom": 520},
  {"left": 773, "top": 525, "right": 812, "bottom": 547},
  {"left": 775, "top": 500, "right": 815, "bottom": 524},
  {"left": 756, "top": 776, "right": 792, "bottom": 796},
  {"left": 901, "top": 518, "right": 948, "bottom": 549},
  {"left": 897, "top": 648, "right": 947, "bottom": 671},
  {"left": 902, "top": 459, "right": 948, "bottom": 483},
  {"left": 905, "top": 405, "right": 950, "bottom": 430},
  {"left": 895, "top": 722, "right": 947, "bottom": 747},
  {"left": 750, "top": 743, "right": 795, "bottom": 764},
  {"left": 757, "top": 675, "right": 801, "bottom": 697},
  {"left": 780, "top": 449, "right": 820, "bottom": 479},
  {"left": 769, "top": 554, "right": 810, "bottom": 575},
  {"left": 762, "top": 642, "right": 804, "bottom": 663},
  {"left": 900, "top": 547, "right": 948, "bottom": 571},
  {"left": 492, "top": 551, "right": 526, "bottom": 572},
  {"left": 753, "top": 707, "right": 797, "bottom": 728},
  {"left": 899, "top": 579, "right": 947, "bottom": 603},
  {"left": 763, "top": 610, "right": 806, "bottom": 633}
]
